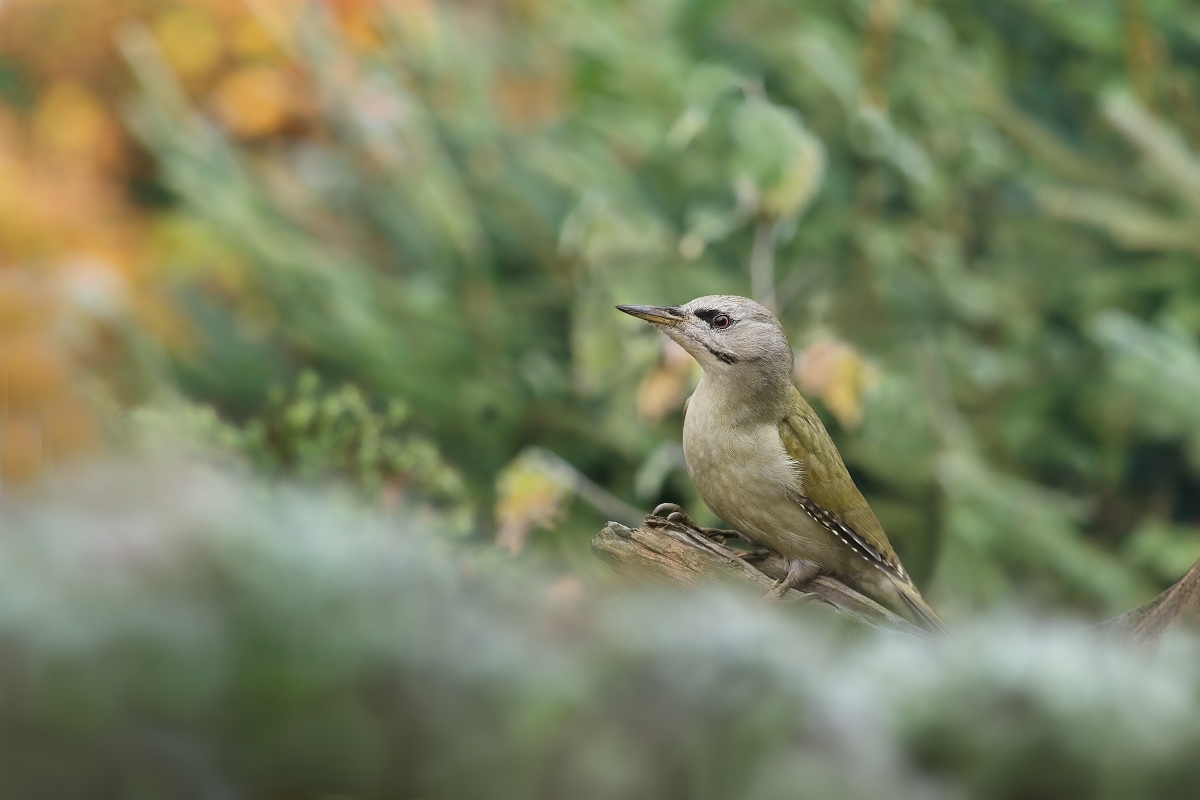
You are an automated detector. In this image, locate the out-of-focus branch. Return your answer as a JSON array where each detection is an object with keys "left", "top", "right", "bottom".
[
  {"left": 749, "top": 219, "right": 779, "bottom": 314},
  {"left": 1120, "top": 0, "right": 1159, "bottom": 108},
  {"left": 1102, "top": 91, "right": 1200, "bottom": 219},
  {"left": 862, "top": 0, "right": 900, "bottom": 110},
  {"left": 1033, "top": 185, "right": 1200, "bottom": 255},
  {"left": 591, "top": 509, "right": 922, "bottom": 635},
  {"left": 531, "top": 448, "right": 644, "bottom": 528},
  {"left": 975, "top": 84, "right": 1119, "bottom": 189},
  {"left": 1103, "top": 555, "right": 1200, "bottom": 648}
]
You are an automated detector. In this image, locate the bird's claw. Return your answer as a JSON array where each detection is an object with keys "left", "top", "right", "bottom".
[
  {"left": 647, "top": 505, "right": 703, "bottom": 532},
  {"left": 650, "top": 503, "right": 686, "bottom": 520},
  {"left": 666, "top": 510, "right": 698, "bottom": 527},
  {"left": 649, "top": 504, "right": 714, "bottom": 535}
]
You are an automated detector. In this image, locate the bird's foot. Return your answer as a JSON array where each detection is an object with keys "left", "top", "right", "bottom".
[
  {"left": 649, "top": 503, "right": 697, "bottom": 529},
  {"left": 764, "top": 558, "right": 822, "bottom": 603},
  {"left": 731, "top": 548, "right": 771, "bottom": 562},
  {"left": 693, "top": 525, "right": 748, "bottom": 545},
  {"left": 649, "top": 503, "right": 751, "bottom": 546}
]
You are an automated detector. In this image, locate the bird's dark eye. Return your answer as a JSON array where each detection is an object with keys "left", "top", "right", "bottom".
[{"left": 711, "top": 314, "right": 731, "bottom": 329}]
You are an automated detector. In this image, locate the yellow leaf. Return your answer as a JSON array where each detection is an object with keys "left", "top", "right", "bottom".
[
  {"left": 494, "top": 450, "right": 571, "bottom": 554},
  {"left": 385, "top": 0, "right": 439, "bottom": 45},
  {"left": 795, "top": 337, "right": 879, "bottom": 429},
  {"left": 232, "top": 16, "right": 277, "bottom": 59},
  {"left": 31, "top": 82, "right": 121, "bottom": 168},
  {"left": 764, "top": 131, "right": 825, "bottom": 220},
  {"left": 636, "top": 368, "right": 687, "bottom": 424},
  {"left": 154, "top": 7, "right": 223, "bottom": 81}
]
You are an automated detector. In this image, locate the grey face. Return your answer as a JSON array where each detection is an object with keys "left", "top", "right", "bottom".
[{"left": 616, "top": 295, "right": 793, "bottom": 374}]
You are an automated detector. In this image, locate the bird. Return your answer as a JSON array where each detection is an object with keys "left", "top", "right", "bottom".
[{"left": 617, "top": 295, "right": 945, "bottom": 633}]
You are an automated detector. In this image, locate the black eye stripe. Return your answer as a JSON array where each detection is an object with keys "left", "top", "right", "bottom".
[{"left": 695, "top": 309, "right": 733, "bottom": 330}]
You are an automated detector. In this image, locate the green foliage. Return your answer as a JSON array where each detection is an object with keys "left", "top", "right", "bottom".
[
  {"left": 1, "top": 457, "right": 1198, "bottom": 798},
  {"left": 178, "top": 373, "right": 472, "bottom": 532},
  {"left": 116, "top": 0, "right": 1200, "bottom": 614},
  {"left": 1123, "top": 519, "right": 1200, "bottom": 584},
  {"left": 245, "top": 373, "right": 464, "bottom": 500},
  {"left": 1093, "top": 311, "right": 1200, "bottom": 467}
]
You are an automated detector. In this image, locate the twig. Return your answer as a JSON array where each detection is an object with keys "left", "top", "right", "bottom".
[{"left": 532, "top": 448, "right": 644, "bottom": 528}]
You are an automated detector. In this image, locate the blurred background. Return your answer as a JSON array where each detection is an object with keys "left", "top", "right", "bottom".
[{"left": 4, "top": 0, "right": 1200, "bottom": 795}]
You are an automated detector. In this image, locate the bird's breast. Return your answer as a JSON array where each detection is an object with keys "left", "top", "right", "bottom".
[{"left": 682, "top": 395, "right": 813, "bottom": 554}]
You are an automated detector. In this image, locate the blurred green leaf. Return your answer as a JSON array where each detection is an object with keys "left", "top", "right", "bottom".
[{"left": 732, "top": 96, "right": 826, "bottom": 220}]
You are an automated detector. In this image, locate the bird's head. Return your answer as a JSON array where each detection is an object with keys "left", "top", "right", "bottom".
[{"left": 617, "top": 295, "right": 794, "bottom": 378}]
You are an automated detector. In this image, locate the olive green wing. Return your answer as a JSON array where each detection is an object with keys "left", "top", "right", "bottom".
[
  {"left": 776, "top": 385, "right": 905, "bottom": 577},
  {"left": 778, "top": 387, "right": 946, "bottom": 634}
]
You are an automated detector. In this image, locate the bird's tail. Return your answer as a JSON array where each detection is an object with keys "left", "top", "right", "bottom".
[{"left": 890, "top": 577, "right": 948, "bottom": 636}]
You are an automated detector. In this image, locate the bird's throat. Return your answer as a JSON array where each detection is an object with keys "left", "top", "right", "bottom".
[{"left": 691, "top": 369, "right": 790, "bottom": 428}]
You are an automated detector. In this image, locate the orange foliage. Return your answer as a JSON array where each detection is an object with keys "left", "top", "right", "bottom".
[
  {"left": 636, "top": 338, "right": 697, "bottom": 424},
  {"left": 212, "top": 64, "right": 298, "bottom": 137},
  {"left": 493, "top": 70, "right": 564, "bottom": 132},
  {"left": 0, "top": 0, "right": 387, "bottom": 482}
]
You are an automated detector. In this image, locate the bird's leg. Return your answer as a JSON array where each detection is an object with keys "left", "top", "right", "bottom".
[{"left": 764, "top": 558, "right": 822, "bottom": 602}]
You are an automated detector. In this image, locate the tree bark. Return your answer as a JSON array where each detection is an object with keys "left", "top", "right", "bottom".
[
  {"left": 591, "top": 509, "right": 923, "bottom": 635},
  {"left": 1102, "top": 555, "right": 1200, "bottom": 647}
]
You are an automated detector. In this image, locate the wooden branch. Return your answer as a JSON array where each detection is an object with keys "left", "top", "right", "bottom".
[
  {"left": 593, "top": 507, "right": 1200, "bottom": 646},
  {"left": 591, "top": 511, "right": 923, "bottom": 636},
  {"left": 1102, "top": 555, "right": 1200, "bottom": 648}
]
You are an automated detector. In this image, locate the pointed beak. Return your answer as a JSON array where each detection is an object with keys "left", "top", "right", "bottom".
[{"left": 616, "top": 304, "right": 684, "bottom": 326}]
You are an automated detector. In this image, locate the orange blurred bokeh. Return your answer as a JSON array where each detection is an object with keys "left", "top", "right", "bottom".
[{"left": 0, "top": 0, "right": 384, "bottom": 483}]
